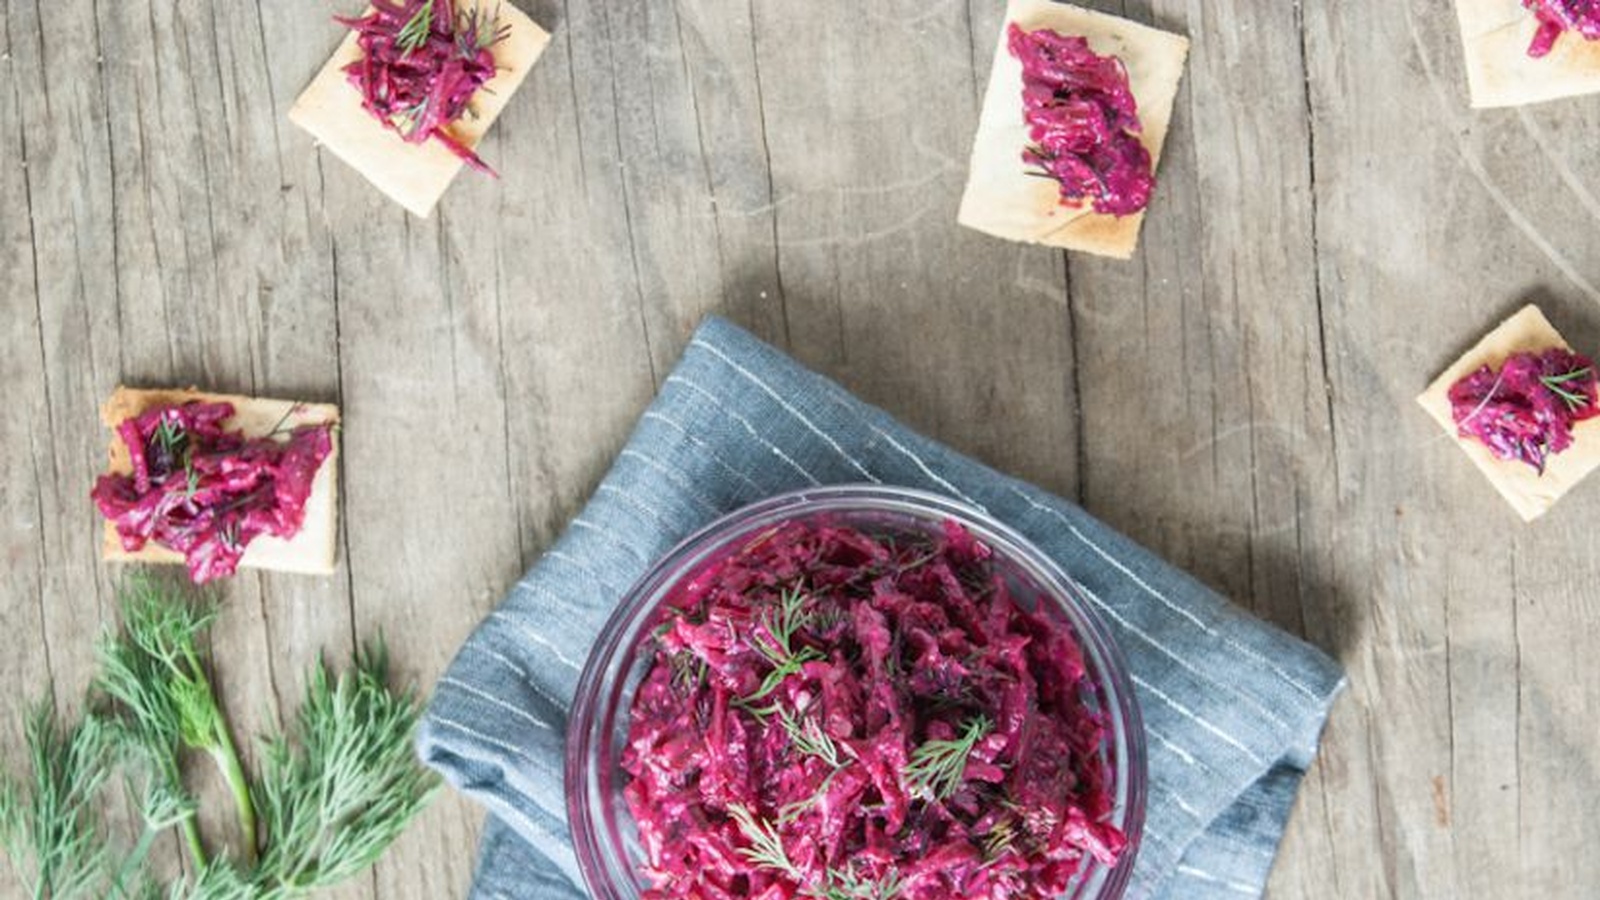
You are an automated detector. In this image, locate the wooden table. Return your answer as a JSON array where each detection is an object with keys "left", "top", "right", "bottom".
[{"left": 4, "top": 1, "right": 1597, "bottom": 897}]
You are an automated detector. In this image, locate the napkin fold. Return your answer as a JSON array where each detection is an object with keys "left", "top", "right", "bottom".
[{"left": 417, "top": 317, "right": 1345, "bottom": 900}]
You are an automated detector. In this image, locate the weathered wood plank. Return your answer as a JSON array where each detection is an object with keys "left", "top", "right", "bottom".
[
  {"left": 5, "top": 0, "right": 1600, "bottom": 898},
  {"left": 316, "top": 209, "right": 517, "bottom": 896},
  {"left": 1033, "top": 4, "right": 1348, "bottom": 895},
  {"left": 0, "top": 4, "right": 63, "bottom": 893},
  {"left": 751, "top": 0, "right": 1081, "bottom": 496},
  {"left": 1, "top": 0, "right": 144, "bottom": 888},
  {"left": 1301, "top": 1, "right": 1600, "bottom": 898}
]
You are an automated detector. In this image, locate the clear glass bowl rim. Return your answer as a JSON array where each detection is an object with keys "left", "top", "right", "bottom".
[{"left": 565, "top": 483, "right": 1148, "bottom": 900}]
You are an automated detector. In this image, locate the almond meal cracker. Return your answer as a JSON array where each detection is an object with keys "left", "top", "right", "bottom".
[
  {"left": 288, "top": 1, "right": 551, "bottom": 217},
  {"left": 100, "top": 387, "right": 342, "bottom": 574},
  {"left": 957, "top": 0, "right": 1189, "bottom": 260},
  {"left": 1416, "top": 305, "right": 1600, "bottom": 521},
  {"left": 1457, "top": 0, "right": 1600, "bottom": 108}
]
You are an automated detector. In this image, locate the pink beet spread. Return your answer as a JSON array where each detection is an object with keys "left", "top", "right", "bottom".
[
  {"left": 1524, "top": 0, "right": 1600, "bottom": 57},
  {"left": 622, "top": 518, "right": 1123, "bottom": 900},
  {"left": 91, "top": 402, "right": 333, "bottom": 584},
  {"left": 338, "top": 0, "right": 508, "bottom": 175},
  {"left": 1449, "top": 347, "right": 1598, "bottom": 473},
  {"left": 1008, "top": 24, "right": 1153, "bottom": 217}
]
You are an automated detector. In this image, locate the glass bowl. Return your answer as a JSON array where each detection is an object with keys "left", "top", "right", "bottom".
[{"left": 566, "top": 484, "right": 1146, "bottom": 900}]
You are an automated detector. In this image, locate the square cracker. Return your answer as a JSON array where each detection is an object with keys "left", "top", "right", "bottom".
[
  {"left": 1457, "top": 0, "right": 1600, "bottom": 108},
  {"left": 288, "top": 1, "right": 552, "bottom": 217},
  {"left": 100, "top": 387, "right": 342, "bottom": 575},
  {"left": 957, "top": 0, "right": 1189, "bottom": 260},
  {"left": 1416, "top": 305, "right": 1600, "bottom": 522}
]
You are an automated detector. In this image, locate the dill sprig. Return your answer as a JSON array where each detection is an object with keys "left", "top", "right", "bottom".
[
  {"left": 777, "top": 707, "right": 842, "bottom": 769},
  {"left": 1541, "top": 366, "right": 1595, "bottom": 411},
  {"left": 742, "top": 589, "right": 824, "bottom": 705},
  {"left": 395, "top": 0, "right": 435, "bottom": 54},
  {"left": 811, "top": 863, "right": 906, "bottom": 900},
  {"left": 904, "top": 716, "right": 991, "bottom": 802},
  {"left": 248, "top": 641, "right": 439, "bottom": 897},
  {"left": 727, "top": 805, "right": 905, "bottom": 899},
  {"left": 773, "top": 705, "right": 849, "bottom": 824},
  {"left": 151, "top": 416, "right": 198, "bottom": 500},
  {"left": 726, "top": 803, "right": 801, "bottom": 878},
  {"left": 456, "top": 2, "right": 509, "bottom": 54},
  {"left": 668, "top": 650, "right": 708, "bottom": 693},
  {"left": 979, "top": 813, "right": 1019, "bottom": 863},
  {"left": 107, "top": 777, "right": 194, "bottom": 900},
  {"left": 2, "top": 575, "right": 436, "bottom": 900},
  {"left": 0, "top": 706, "right": 116, "bottom": 900},
  {"left": 96, "top": 575, "right": 253, "bottom": 867},
  {"left": 168, "top": 860, "right": 255, "bottom": 900}
]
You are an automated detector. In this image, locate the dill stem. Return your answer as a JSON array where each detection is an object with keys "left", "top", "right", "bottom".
[
  {"left": 108, "top": 823, "right": 164, "bottom": 898},
  {"left": 212, "top": 736, "right": 257, "bottom": 864},
  {"left": 183, "top": 643, "right": 257, "bottom": 864},
  {"left": 155, "top": 751, "right": 208, "bottom": 870},
  {"left": 181, "top": 814, "right": 208, "bottom": 871}
]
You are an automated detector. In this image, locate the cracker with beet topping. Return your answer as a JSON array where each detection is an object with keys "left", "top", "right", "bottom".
[
  {"left": 1457, "top": 0, "right": 1600, "bottom": 107},
  {"left": 289, "top": 0, "right": 551, "bottom": 217},
  {"left": 97, "top": 387, "right": 342, "bottom": 578},
  {"left": 958, "top": 0, "right": 1189, "bottom": 260},
  {"left": 1417, "top": 305, "right": 1600, "bottom": 521}
]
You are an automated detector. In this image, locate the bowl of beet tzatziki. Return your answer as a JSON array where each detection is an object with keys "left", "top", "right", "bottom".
[{"left": 567, "top": 485, "right": 1145, "bottom": 900}]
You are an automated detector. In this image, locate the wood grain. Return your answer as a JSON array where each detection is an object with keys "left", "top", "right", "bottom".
[{"left": 3, "top": 0, "right": 1599, "bottom": 897}]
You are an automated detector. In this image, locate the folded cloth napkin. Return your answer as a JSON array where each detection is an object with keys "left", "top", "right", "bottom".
[{"left": 417, "top": 316, "right": 1346, "bottom": 900}]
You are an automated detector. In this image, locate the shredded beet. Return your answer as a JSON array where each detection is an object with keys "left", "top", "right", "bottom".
[
  {"left": 91, "top": 402, "right": 333, "bottom": 584},
  {"left": 1449, "top": 348, "right": 1598, "bottom": 473},
  {"left": 338, "top": 0, "right": 508, "bottom": 175},
  {"left": 1524, "top": 0, "right": 1600, "bottom": 57},
  {"left": 1007, "top": 24, "right": 1153, "bottom": 218},
  {"left": 623, "top": 519, "right": 1123, "bottom": 900}
]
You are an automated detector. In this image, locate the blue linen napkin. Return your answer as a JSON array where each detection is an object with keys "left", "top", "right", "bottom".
[{"left": 416, "top": 316, "right": 1346, "bottom": 900}]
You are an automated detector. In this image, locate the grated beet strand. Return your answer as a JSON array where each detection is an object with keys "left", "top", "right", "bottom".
[
  {"left": 1524, "top": 0, "right": 1600, "bottom": 57},
  {"left": 337, "top": 0, "right": 508, "bottom": 175}
]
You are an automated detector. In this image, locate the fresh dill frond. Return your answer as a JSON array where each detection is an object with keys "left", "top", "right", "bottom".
[
  {"left": 668, "top": 650, "right": 708, "bottom": 693},
  {"left": 4, "top": 574, "right": 435, "bottom": 900},
  {"left": 730, "top": 804, "right": 906, "bottom": 899},
  {"left": 249, "top": 641, "right": 439, "bottom": 896},
  {"left": 741, "top": 589, "right": 824, "bottom": 704},
  {"left": 395, "top": 0, "right": 435, "bottom": 54},
  {"left": 756, "top": 589, "right": 815, "bottom": 665},
  {"left": 726, "top": 803, "right": 802, "bottom": 879},
  {"left": 904, "top": 716, "right": 991, "bottom": 802},
  {"left": 773, "top": 708, "right": 846, "bottom": 824},
  {"left": 777, "top": 707, "right": 842, "bottom": 769},
  {"left": 97, "top": 574, "right": 253, "bottom": 867},
  {"left": 164, "top": 860, "right": 255, "bottom": 900},
  {"left": 1541, "top": 367, "right": 1595, "bottom": 411},
  {"left": 151, "top": 416, "right": 198, "bottom": 499},
  {"left": 979, "top": 813, "right": 1019, "bottom": 863},
  {"left": 808, "top": 862, "right": 906, "bottom": 900},
  {"left": 0, "top": 705, "right": 117, "bottom": 899},
  {"left": 455, "top": 2, "right": 508, "bottom": 54},
  {"left": 98, "top": 773, "right": 200, "bottom": 900}
]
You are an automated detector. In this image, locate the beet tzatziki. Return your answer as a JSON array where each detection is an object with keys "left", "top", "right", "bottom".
[
  {"left": 1449, "top": 347, "right": 1598, "bottom": 473},
  {"left": 91, "top": 402, "right": 333, "bottom": 584},
  {"left": 1007, "top": 24, "right": 1153, "bottom": 217},
  {"left": 621, "top": 518, "right": 1124, "bottom": 900}
]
